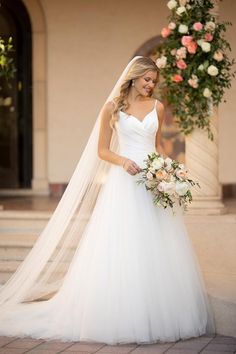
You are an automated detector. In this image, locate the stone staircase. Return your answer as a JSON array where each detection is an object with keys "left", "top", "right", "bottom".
[{"left": 0, "top": 210, "right": 50, "bottom": 284}]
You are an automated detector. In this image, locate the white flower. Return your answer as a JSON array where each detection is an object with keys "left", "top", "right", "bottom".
[
  {"left": 156, "top": 56, "right": 167, "bottom": 69},
  {"left": 165, "top": 157, "right": 173, "bottom": 165},
  {"left": 179, "top": 163, "right": 185, "bottom": 169},
  {"left": 176, "top": 6, "right": 186, "bottom": 16},
  {"left": 178, "top": 24, "right": 188, "bottom": 34},
  {"left": 207, "top": 65, "right": 219, "bottom": 76},
  {"left": 164, "top": 182, "right": 176, "bottom": 194},
  {"left": 165, "top": 157, "right": 173, "bottom": 172},
  {"left": 203, "top": 88, "right": 212, "bottom": 98},
  {"left": 168, "top": 22, "right": 176, "bottom": 30},
  {"left": 197, "top": 39, "right": 204, "bottom": 46},
  {"left": 201, "top": 42, "right": 211, "bottom": 52},
  {"left": 198, "top": 64, "right": 204, "bottom": 71},
  {"left": 152, "top": 157, "right": 164, "bottom": 170},
  {"left": 167, "top": 0, "right": 177, "bottom": 10},
  {"left": 175, "top": 181, "right": 189, "bottom": 196},
  {"left": 145, "top": 180, "right": 154, "bottom": 188},
  {"left": 146, "top": 171, "right": 154, "bottom": 180},
  {"left": 205, "top": 21, "right": 216, "bottom": 31}
]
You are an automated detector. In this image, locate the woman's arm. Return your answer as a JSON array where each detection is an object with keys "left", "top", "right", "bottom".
[
  {"left": 155, "top": 101, "right": 167, "bottom": 157},
  {"left": 97, "top": 101, "right": 141, "bottom": 175}
]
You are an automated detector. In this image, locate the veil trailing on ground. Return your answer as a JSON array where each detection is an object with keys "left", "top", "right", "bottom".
[{"left": 0, "top": 55, "right": 142, "bottom": 308}]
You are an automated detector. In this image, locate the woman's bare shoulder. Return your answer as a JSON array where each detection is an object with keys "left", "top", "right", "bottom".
[{"left": 103, "top": 100, "right": 115, "bottom": 113}]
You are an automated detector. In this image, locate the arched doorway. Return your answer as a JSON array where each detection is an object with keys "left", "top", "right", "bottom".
[
  {"left": 134, "top": 36, "right": 185, "bottom": 164},
  {"left": 0, "top": 0, "right": 32, "bottom": 188}
]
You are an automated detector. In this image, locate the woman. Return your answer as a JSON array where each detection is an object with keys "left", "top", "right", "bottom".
[{"left": 0, "top": 56, "right": 214, "bottom": 344}]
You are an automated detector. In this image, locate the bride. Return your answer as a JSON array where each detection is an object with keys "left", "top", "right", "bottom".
[{"left": 0, "top": 56, "right": 215, "bottom": 344}]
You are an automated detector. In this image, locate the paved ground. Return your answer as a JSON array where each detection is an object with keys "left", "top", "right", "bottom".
[{"left": 0, "top": 334, "right": 236, "bottom": 354}]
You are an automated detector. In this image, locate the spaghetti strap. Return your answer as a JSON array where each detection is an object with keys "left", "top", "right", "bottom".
[{"left": 154, "top": 99, "right": 157, "bottom": 108}]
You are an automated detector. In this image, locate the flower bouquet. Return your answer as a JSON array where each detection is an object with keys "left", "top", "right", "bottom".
[{"left": 137, "top": 152, "right": 199, "bottom": 211}]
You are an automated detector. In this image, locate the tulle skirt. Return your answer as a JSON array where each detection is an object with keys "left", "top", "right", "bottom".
[{"left": 0, "top": 161, "right": 214, "bottom": 344}]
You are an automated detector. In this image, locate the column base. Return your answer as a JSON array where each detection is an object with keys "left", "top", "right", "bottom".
[
  {"left": 187, "top": 196, "right": 227, "bottom": 215},
  {"left": 31, "top": 178, "right": 49, "bottom": 195}
]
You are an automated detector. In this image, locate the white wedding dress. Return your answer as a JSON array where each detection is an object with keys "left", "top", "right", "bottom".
[{"left": 0, "top": 99, "right": 213, "bottom": 344}]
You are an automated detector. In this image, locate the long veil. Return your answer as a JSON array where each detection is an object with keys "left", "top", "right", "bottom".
[{"left": 0, "top": 55, "right": 142, "bottom": 309}]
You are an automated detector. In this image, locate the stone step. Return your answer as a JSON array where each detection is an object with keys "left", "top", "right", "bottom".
[{"left": 0, "top": 210, "right": 51, "bottom": 231}]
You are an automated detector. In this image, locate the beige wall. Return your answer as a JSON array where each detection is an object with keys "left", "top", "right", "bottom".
[
  {"left": 40, "top": 0, "right": 169, "bottom": 182},
  {"left": 219, "top": 0, "right": 236, "bottom": 184},
  {"left": 38, "top": 0, "right": 235, "bottom": 184}
]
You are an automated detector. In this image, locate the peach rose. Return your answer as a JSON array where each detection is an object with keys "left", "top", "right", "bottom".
[
  {"left": 176, "top": 59, "right": 187, "bottom": 69},
  {"left": 181, "top": 35, "right": 193, "bottom": 47},
  {"left": 155, "top": 169, "right": 167, "bottom": 180},
  {"left": 193, "top": 22, "right": 203, "bottom": 31},
  {"left": 172, "top": 74, "right": 184, "bottom": 83},
  {"left": 187, "top": 41, "right": 197, "bottom": 54},
  {"left": 205, "top": 33, "right": 213, "bottom": 41},
  {"left": 176, "top": 169, "right": 187, "bottom": 180},
  {"left": 213, "top": 50, "right": 223, "bottom": 62},
  {"left": 161, "top": 27, "right": 171, "bottom": 38}
]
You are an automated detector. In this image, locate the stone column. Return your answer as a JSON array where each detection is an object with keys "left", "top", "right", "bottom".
[{"left": 185, "top": 0, "right": 226, "bottom": 215}]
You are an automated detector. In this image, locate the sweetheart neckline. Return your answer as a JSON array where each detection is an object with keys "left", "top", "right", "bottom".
[{"left": 120, "top": 106, "right": 156, "bottom": 124}]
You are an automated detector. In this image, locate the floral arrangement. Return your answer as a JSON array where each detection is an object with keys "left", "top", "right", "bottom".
[
  {"left": 0, "top": 37, "right": 15, "bottom": 81},
  {"left": 137, "top": 152, "right": 199, "bottom": 211},
  {"left": 156, "top": 0, "right": 235, "bottom": 140}
]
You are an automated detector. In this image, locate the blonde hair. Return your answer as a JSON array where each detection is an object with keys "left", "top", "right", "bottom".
[{"left": 110, "top": 57, "right": 159, "bottom": 129}]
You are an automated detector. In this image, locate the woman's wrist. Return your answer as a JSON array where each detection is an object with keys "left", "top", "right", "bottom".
[{"left": 121, "top": 157, "right": 128, "bottom": 168}]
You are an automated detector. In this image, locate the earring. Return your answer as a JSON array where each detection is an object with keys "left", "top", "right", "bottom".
[{"left": 132, "top": 80, "right": 135, "bottom": 87}]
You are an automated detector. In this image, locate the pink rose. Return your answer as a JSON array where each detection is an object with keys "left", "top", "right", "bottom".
[
  {"left": 161, "top": 27, "right": 171, "bottom": 38},
  {"left": 176, "top": 46, "right": 187, "bottom": 59},
  {"left": 193, "top": 22, "right": 203, "bottom": 31},
  {"left": 205, "top": 33, "right": 213, "bottom": 41},
  {"left": 172, "top": 74, "right": 183, "bottom": 83},
  {"left": 176, "top": 59, "right": 187, "bottom": 69},
  {"left": 181, "top": 35, "right": 193, "bottom": 47},
  {"left": 188, "top": 74, "right": 199, "bottom": 88},
  {"left": 187, "top": 41, "right": 197, "bottom": 54}
]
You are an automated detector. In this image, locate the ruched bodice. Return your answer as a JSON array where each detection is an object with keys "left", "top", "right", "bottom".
[{"left": 115, "top": 100, "right": 159, "bottom": 167}]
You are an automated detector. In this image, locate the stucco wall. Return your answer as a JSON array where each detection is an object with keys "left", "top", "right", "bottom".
[
  {"left": 219, "top": 0, "right": 236, "bottom": 184},
  {"left": 40, "top": 0, "right": 168, "bottom": 182}
]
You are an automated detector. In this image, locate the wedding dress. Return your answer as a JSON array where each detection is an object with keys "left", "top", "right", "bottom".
[{"left": 0, "top": 98, "right": 214, "bottom": 344}]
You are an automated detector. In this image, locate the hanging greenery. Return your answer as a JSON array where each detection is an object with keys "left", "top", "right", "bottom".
[
  {"left": 0, "top": 36, "right": 16, "bottom": 81},
  {"left": 156, "top": 0, "right": 235, "bottom": 140}
]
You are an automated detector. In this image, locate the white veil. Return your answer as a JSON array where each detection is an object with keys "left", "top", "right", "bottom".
[{"left": 0, "top": 55, "right": 142, "bottom": 308}]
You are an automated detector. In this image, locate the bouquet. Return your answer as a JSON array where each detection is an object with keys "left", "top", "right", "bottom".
[{"left": 137, "top": 152, "right": 199, "bottom": 211}]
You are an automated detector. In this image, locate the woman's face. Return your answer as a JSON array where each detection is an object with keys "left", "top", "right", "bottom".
[{"left": 134, "top": 70, "right": 158, "bottom": 96}]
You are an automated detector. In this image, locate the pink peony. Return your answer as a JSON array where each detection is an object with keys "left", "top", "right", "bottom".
[
  {"left": 161, "top": 27, "right": 171, "bottom": 38},
  {"left": 181, "top": 35, "right": 193, "bottom": 47},
  {"left": 176, "top": 46, "right": 187, "bottom": 59},
  {"left": 172, "top": 74, "right": 183, "bottom": 83},
  {"left": 187, "top": 41, "right": 197, "bottom": 54},
  {"left": 176, "top": 59, "right": 187, "bottom": 69},
  {"left": 205, "top": 33, "right": 213, "bottom": 41},
  {"left": 193, "top": 22, "right": 203, "bottom": 31}
]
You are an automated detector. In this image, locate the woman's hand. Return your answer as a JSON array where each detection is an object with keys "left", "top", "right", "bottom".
[{"left": 122, "top": 158, "right": 141, "bottom": 175}]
